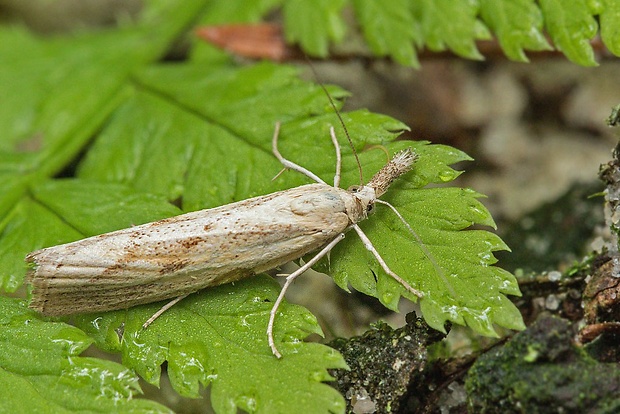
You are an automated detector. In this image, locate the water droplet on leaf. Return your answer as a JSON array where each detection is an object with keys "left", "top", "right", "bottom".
[{"left": 438, "top": 169, "right": 457, "bottom": 182}]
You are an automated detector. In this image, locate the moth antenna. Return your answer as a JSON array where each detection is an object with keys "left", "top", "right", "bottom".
[
  {"left": 375, "top": 199, "right": 458, "bottom": 298},
  {"left": 306, "top": 58, "right": 364, "bottom": 186}
]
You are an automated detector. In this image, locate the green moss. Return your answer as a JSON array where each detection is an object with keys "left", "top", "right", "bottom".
[{"left": 465, "top": 316, "right": 620, "bottom": 413}]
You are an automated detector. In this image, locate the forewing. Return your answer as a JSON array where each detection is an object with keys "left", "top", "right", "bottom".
[{"left": 27, "top": 184, "right": 352, "bottom": 315}]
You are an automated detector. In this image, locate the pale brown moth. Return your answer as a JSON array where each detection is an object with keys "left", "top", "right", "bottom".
[{"left": 26, "top": 117, "right": 424, "bottom": 359}]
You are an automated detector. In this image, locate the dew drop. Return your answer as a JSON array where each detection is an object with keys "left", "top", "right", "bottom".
[
  {"left": 478, "top": 252, "right": 492, "bottom": 266},
  {"left": 441, "top": 305, "right": 460, "bottom": 319},
  {"left": 309, "top": 369, "right": 325, "bottom": 382},
  {"left": 438, "top": 169, "right": 457, "bottom": 182},
  {"left": 251, "top": 296, "right": 263, "bottom": 303},
  {"left": 236, "top": 396, "right": 258, "bottom": 412},
  {"left": 325, "top": 349, "right": 342, "bottom": 361},
  {"left": 302, "top": 313, "right": 316, "bottom": 325},
  {"left": 468, "top": 204, "right": 485, "bottom": 218},
  {"left": 382, "top": 292, "right": 394, "bottom": 304}
]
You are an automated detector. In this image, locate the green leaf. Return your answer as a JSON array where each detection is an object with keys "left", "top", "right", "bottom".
[
  {"left": 29, "top": 180, "right": 183, "bottom": 237},
  {"left": 0, "top": 181, "right": 181, "bottom": 292},
  {"left": 315, "top": 142, "right": 525, "bottom": 335},
  {"left": 0, "top": 296, "right": 171, "bottom": 413},
  {"left": 83, "top": 60, "right": 521, "bottom": 337},
  {"left": 479, "top": 0, "right": 552, "bottom": 62},
  {"left": 0, "top": 198, "right": 82, "bottom": 292},
  {"left": 185, "top": 0, "right": 620, "bottom": 66},
  {"left": 80, "top": 63, "right": 354, "bottom": 211},
  {"left": 283, "top": 0, "right": 347, "bottom": 57},
  {"left": 539, "top": 0, "right": 599, "bottom": 66},
  {"left": 352, "top": 0, "right": 421, "bottom": 67},
  {"left": 0, "top": 5, "right": 524, "bottom": 412},
  {"left": 200, "top": 0, "right": 282, "bottom": 23},
  {"left": 0, "top": 0, "right": 209, "bottom": 220},
  {"left": 412, "top": 0, "right": 490, "bottom": 60},
  {"left": 74, "top": 276, "right": 347, "bottom": 414},
  {"left": 600, "top": 0, "right": 620, "bottom": 56},
  {"left": 0, "top": 34, "right": 375, "bottom": 412}
]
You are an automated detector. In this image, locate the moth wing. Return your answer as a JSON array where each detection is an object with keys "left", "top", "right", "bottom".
[{"left": 27, "top": 184, "right": 354, "bottom": 315}]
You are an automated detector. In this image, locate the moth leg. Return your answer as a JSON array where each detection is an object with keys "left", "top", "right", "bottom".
[
  {"left": 329, "top": 126, "right": 342, "bottom": 188},
  {"left": 375, "top": 199, "right": 456, "bottom": 297},
  {"left": 352, "top": 224, "right": 424, "bottom": 298},
  {"left": 272, "top": 121, "right": 326, "bottom": 184},
  {"left": 142, "top": 293, "right": 190, "bottom": 329},
  {"left": 268, "top": 233, "right": 346, "bottom": 358}
]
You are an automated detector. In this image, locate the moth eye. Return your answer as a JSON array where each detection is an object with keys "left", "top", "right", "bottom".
[
  {"left": 348, "top": 185, "right": 361, "bottom": 193},
  {"left": 367, "top": 203, "right": 374, "bottom": 213}
]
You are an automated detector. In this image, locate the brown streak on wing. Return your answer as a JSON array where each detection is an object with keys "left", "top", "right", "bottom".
[{"left": 27, "top": 184, "right": 355, "bottom": 316}]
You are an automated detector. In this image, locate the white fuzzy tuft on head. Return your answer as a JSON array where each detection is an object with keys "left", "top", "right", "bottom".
[
  {"left": 392, "top": 149, "right": 418, "bottom": 170},
  {"left": 367, "top": 148, "right": 418, "bottom": 197}
]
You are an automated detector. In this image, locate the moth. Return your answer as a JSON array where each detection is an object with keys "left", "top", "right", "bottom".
[{"left": 26, "top": 122, "right": 424, "bottom": 358}]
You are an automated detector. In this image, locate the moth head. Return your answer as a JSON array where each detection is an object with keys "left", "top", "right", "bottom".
[{"left": 348, "top": 184, "right": 377, "bottom": 216}]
